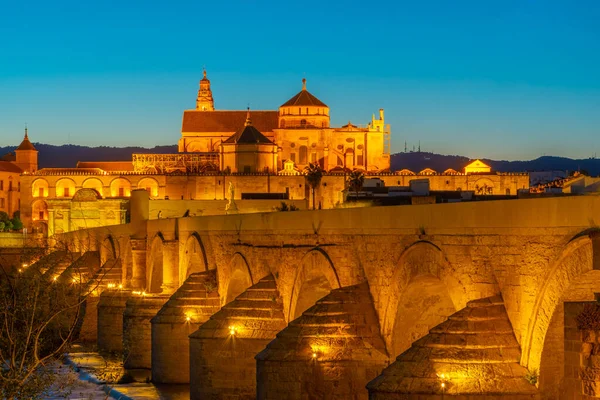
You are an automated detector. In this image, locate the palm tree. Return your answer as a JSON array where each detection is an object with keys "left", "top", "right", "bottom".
[
  {"left": 347, "top": 170, "right": 365, "bottom": 200},
  {"left": 304, "top": 163, "right": 323, "bottom": 210}
]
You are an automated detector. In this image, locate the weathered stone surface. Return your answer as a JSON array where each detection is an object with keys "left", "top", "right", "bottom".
[
  {"left": 123, "top": 294, "right": 169, "bottom": 370},
  {"left": 97, "top": 289, "right": 131, "bottom": 353},
  {"left": 256, "top": 281, "right": 389, "bottom": 400},
  {"left": 151, "top": 269, "right": 221, "bottom": 383},
  {"left": 190, "top": 274, "right": 286, "bottom": 400},
  {"left": 368, "top": 295, "right": 539, "bottom": 399}
]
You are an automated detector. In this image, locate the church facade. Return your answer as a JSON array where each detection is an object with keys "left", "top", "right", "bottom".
[{"left": 178, "top": 72, "right": 391, "bottom": 173}]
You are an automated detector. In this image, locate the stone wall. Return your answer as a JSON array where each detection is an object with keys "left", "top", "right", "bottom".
[{"left": 564, "top": 302, "right": 600, "bottom": 399}]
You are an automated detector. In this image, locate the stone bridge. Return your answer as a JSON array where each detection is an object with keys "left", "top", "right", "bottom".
[{"left": 54, "top": 192, "right": 600, "bottom": 399}]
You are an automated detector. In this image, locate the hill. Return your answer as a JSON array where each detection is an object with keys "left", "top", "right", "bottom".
[
  {"left": 391, "top": 152, "right": 600, "bottom": 176},
  {"left": 1, "top": 143, "right": 599, "bottom": 175},
  {"left": 0, "top": 144, "right": 178, "bottom": 168}
]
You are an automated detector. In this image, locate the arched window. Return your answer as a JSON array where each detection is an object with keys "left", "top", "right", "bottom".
[
  {"left": 280, "top": 119, "right": 286, "bottom": 128},
  {"left": 299, "top": 146, "right": 308, "bottom": 164},
  {"left": 300, "top": 119, "right": 307, "bottom": 126}
]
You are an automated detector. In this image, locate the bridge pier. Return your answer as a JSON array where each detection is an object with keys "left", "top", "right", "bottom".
[
  {"left": 151, "top": 270, "right": 220, "bottom": 383},
  {"left": 255, "top": 281, "right": 389, "bottom": 400},
  {"left": 97, "top": 290, "right": 131, "bottom": 353},
  {"left": 130, "top": 238, "right": 146, "bottom": 289},
  {"left": 123, "top": 294, "right": 169, "bottom": 372},
  {"left": 367, "top": 296, "right": 538, "bottom": 399},
  {"left": 189, "top": 274, "right": 286, "bottom": 400}
]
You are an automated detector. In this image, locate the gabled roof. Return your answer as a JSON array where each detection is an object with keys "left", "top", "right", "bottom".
[
  {"left": 223, "top": 124, "right": 273, "bottom": 145},
  {"left": 0, "top": 161, "right": 23, "bottom": 173},
  {"left": 465, "top": 159, "right": 490, "bottom": 169},
  {"left": 181, "top": 110, "right": 279, "bottom": 133},
  {"left": 280, "top": 79, "right": 327, "bottom": 108}
]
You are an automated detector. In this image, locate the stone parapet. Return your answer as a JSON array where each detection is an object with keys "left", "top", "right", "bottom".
[
  {"left": 367, "top": 295, "right": 538, "bottom": 399},
  {"left": 123, "top": 294, "right": 169, "bottom": 370},
  {"left": 190, "top": 274, "right": 286, "bottom": 399},
  {"left": 256, "top": 281, "right": 389, "bottom": 400},
  {"left": 150, "top": 270, "right": 221, "bottom": 383}
]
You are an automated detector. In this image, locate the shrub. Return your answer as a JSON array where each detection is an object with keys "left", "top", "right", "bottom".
[{"left": 11, "top": 218, "right": 23, "bottom": 231}]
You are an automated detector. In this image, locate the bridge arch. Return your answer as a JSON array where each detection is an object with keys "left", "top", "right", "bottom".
[
  {"left": 287, "top": 247, "right": 341, "bottom": 322},
  {"left": 147, "top": 233, "right": 165, "bottom": 293},
  {"left": 382, "top": 240, "right": 464, "bottom": 357},
  {"left": 183, "top": 233, "right": 209, "bottom": 280},
  {"left": 523, "top": 233, "right": 597, "bottom": 382},
  {"left": 221, "top": 252, "right": 253, "bottom": 305},
  {"left": 99, "top": 235, "right": 117, "bottom": 265}
]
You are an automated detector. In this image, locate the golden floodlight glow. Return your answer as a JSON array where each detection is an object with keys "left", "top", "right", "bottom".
[
  {"left": 118, "top": 284, "right": 123, "bottom": 289},
  {"left": 229, "top": 325, "right": 236, "bottom": 335},
  {"left": 312, "top": 352, "right": 317, "bottom": 359},
  {"left": 53, "top": 276, "right": 58, "bottom": 281}
]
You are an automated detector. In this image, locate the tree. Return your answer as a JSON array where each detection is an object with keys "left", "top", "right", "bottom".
[
  {"left": 0, "top": 235, "right": 115, "bottom": 398},
  {"left": 304, "top": 162, "right": 323, "bottom": 210},
  {"left": 0, "top": 211, "right": 9, "bottom": 222},
  {"left": 4, "top": 220, "right": 13, "bottom": 232},
  {"left": 347, "top": 170, "right": 365, "bottom": 200}
]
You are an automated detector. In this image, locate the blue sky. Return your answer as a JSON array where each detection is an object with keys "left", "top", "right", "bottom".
[{"left": 0, "top": 0, "right": 599, "bottom": 160}]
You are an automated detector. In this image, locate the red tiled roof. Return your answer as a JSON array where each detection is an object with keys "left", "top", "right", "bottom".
[
  {"left": 0, "top": 161, "right": 23, "bottom": 173},
  {"left": 76, "top": 161, "right": 134, "bottom": 171},
  {"left": 181, "top": 110, "right": 279, "bottom": 133},
  {"left": 281, "top": 89, "right": 327, "bottom": 108},
  {"left": 16, "top": 137, "right": 36, "bottom": 151},
  {"left": 1, "top": 152, "right": 16, "bottom": 162}
]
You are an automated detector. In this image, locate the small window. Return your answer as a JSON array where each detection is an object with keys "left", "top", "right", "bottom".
[
  {"left": 299, "top": 108, "right": 301, "bottom": 115},
  {"left": 0, "top": 181, "right": 3, "bottom": 190},
  {"left": 0, "top": 198, "right": 4, "bottom": 208},
  {"left": 64, "top": 187, "right": 70, "bottom": 197},
  {"left": 39, "top": 211, "right": 44, "bottom": 220},
  {"left": 8, "top": 181, "right": 12, "bottom": 191},
  {"left": 119, "top": 187, "right": 125, "bottom": 197},
  {"left": 306, "top": 107, "right": 309, "bottom": 114},
  {"left": 38, "top": 187, "right": 44, "bottom": 197},
  {"left": 290, "top": 153, "right": 296, "bottom": 163},
  {"left": 300, "top": 119, "right": 307, "bottom": 126}
]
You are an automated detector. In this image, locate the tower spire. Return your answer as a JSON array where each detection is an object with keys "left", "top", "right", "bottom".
[
  {"left": 245, "top": 107, "right": 252, "bottom": 126},
  {"left": 302, "top": 78, "right": 307, "bottom": 91},
  {"left": 24, "top": 123, "right": 28, "bottom": 140}
]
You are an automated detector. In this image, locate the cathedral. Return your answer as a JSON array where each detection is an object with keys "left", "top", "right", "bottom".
[
  {"left": 177, "top": 71, "right": 391, "bottom": 173},
  {"left": 15, "top": 73, "right": 528, "bottom": 236}
]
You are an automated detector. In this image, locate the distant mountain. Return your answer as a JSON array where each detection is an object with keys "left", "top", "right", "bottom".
[
  {"left": 391, "top": 152, "right": 600, "bottom": 176},
  {"left": 0, "top": 143, "right": 178, "bottom": 168},
  {"left": 1, "top": 143, "right": 599, "bottom": 175}
]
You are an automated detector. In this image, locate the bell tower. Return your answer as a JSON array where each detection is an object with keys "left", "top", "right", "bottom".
[
  {"left": 196, "top": 69, "right": 215, "bottom": 111},
  {"left": 15, "top": 127, "right": 38, "bottom": 173}
]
